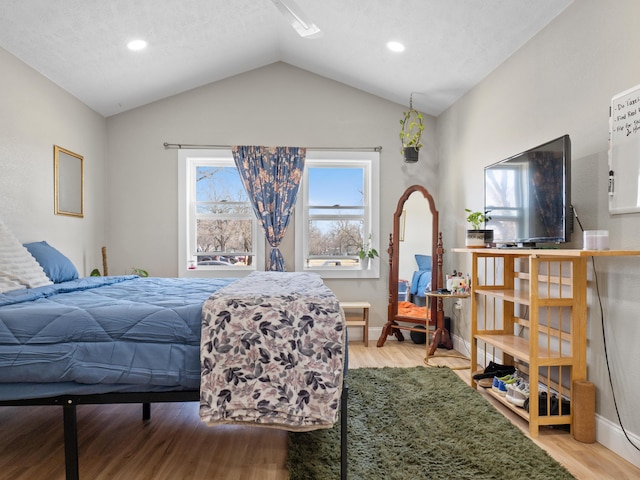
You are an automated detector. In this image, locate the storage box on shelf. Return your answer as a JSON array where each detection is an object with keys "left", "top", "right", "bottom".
[{"left": 452, "top": 247, "right": 640, "bottom": 437}]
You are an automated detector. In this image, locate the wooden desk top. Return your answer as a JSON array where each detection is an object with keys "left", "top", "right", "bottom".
[
  {"left": 451, "top": 247, "right": 640, "bottom": 257},
  {"left": 424, "top": 291, "right": 470, "bottom": 298}
]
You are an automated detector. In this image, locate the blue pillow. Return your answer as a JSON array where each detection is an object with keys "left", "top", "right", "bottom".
[
  {"left": 415, "top": 254, "right": 432, "bottom": 271},
  {"left": 23, "top": 241, "right": 79, "bottom": 283}
]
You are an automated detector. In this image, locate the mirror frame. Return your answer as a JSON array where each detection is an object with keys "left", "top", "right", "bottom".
[
  {"left": 377, "top": 185, "right": 439, "bottom": 346},
  {"left": 54, "top": 145, "right": 84, "bottom": 217}
]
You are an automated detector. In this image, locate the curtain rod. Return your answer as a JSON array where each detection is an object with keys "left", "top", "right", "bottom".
[{"left": 163, "top": 142, "right": 382, "bottom": 152}]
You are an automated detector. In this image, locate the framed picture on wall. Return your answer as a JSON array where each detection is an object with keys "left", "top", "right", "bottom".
[{"left": 54, "top": 145, "right": 84, "bottom": 217}]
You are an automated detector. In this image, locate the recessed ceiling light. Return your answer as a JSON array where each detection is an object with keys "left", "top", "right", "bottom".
[
  {"left": 127, "top": 39, "right": 147, "bottom": 51},
  {"left": 387, "top": 41, "right": 405, "bottom": 53}
]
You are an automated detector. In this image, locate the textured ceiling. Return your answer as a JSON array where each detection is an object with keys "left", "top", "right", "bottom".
[{"left": 0, "top": 0, "right": 573, "bottom": 117}]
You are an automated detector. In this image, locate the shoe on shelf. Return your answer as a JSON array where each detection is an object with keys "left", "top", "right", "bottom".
[
  {"left": 472, "top": 361, "right": 516, "bottom": 380},
  {"left": 476, "top": 376, "right": 494, "bottom": 389},
  {"left": 491, "top": 375, "right": 504, "bottom": 391},
  {"left": 506, "top": 381, "right": 530, "bottom": 407},
  {"left": 492, "top": 373, "right": 519, "bottom": 396},
  {"left": 524, "top": 392, "right": 570, "bottom": 415},
  {"left": 491, "top": 373, "right": 511, "bottom": 391}
]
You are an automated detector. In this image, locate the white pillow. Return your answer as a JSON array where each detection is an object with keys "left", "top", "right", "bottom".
[{"left": 0, "top": 219, "right": 53, "bottom": 293}]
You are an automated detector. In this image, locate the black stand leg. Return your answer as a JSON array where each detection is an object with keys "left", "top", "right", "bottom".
[
  {"left": 340, "top": 383, "right": 348, "bottom": 480},
  {"left": 142, "top": 402, "right": 151, "bottom": 420},
  {"left": 63, "top": 403, "right": 79, "bottom": 480}
]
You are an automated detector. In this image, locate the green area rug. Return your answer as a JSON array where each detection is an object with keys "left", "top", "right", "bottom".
[{"left": 288, "top": 367, "right": 575, "bottom": 480}]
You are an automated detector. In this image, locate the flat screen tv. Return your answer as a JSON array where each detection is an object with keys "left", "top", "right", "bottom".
[{"left": 484, "top": 135, "right": 571, "bottom": 247}]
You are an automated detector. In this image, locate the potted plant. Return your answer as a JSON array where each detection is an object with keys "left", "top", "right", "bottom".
[
  {"left": 399, "top": 95, "right": 424, "bottom": 163},
  {"left": 357, "top": 234, "right": 379, "bottom": 269},
  {"left": 465, "top": 209, "right": 493, "bottom": 247},
  {"left": 90, "top": 267, "right": 149, "bottom": 277}
]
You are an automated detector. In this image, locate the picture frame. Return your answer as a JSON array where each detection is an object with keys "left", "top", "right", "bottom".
[{"left": 54, "top": 145, "right": 84, "bottom": 217}]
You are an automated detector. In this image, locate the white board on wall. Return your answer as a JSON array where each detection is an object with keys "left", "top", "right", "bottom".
[{"left": 609, "top": 83, "right": 640, "bottom": 214}]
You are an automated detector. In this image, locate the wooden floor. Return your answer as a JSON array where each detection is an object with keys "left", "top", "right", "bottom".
[{"left": 1, "top": 341, "right": 638, "bottom": 479}]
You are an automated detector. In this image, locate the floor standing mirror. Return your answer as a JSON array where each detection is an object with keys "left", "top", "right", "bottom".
[{"left": 377, "top": 185, "right": 449, "bottom": 352}]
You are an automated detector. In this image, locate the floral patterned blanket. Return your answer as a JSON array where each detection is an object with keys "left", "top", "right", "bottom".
[{"left": 199, "top": 271, "right": 345, "bottom": 431}]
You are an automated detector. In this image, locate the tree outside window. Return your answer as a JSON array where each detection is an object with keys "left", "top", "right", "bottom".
[{"left": 194, "top": 165, "right": 254, "bottom": 266}]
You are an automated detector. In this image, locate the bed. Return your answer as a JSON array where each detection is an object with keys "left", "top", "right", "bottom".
[
  {"left": 0, "top": 232, "right": 347, "bottom": 479},
  {"left": 408, "top": 254, "right": 432, "bottom": 306}
]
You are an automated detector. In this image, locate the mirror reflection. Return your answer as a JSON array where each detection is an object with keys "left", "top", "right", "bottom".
[
  {"left": 377, "top": 185, "right": 439, "bottom": 346},
  {"left": 397, "top": 191, "right": 433, "bottom": 317}
]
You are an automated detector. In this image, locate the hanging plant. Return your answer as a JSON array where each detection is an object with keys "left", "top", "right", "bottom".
[{"left": 399, "top": 93, "right": 425, "bottom": 163}]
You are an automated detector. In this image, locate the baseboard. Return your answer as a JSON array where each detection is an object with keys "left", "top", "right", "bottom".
[
  {"left": 347, "top": 326, "right": 415, "bottom": 344},
  {"left": 450, "top": 332, "right": 471, "bottom": 360},
  {"left": 345, "top": 325, "right": 371, "bottom": 343},
  {"left": 595, "top": 413, "right": 640, "bottom": 468},
  {"left": 368, "top": 326, "right": 381, "bottom": 342},
  {"left": 363, "top": 326, "right": 433, "bottom": 344},
  {"left": 349, "top": 326, "right": 399, "bottom": 343},
  {"left": 364, "top": 327, "right": 469, "bottom": 346}
]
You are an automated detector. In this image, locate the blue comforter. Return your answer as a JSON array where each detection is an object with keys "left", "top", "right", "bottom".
[
  {"left": 0, "top": 276, "right": 236, "bottom": 401},
  {"left": 410, "top": 270, "right": 432, "bottom": 297}
]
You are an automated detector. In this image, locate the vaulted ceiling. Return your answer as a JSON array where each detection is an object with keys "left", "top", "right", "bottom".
[{"left": 0, "top": 0, "right": 573, "bottom": 117}]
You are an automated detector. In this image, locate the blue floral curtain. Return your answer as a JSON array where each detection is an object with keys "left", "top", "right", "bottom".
[{"left": 232, "top": 146, "right": 306, "bottom": 271}]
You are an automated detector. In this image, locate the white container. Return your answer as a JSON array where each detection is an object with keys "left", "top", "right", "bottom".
[{"left": 583, "top": 230, "right": 609, "bottom": 250}]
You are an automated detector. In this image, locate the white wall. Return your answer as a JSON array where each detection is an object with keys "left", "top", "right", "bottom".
[
  {"left": 0, "top": 47, "right": 107, "bottom": 274},
  {"left": 437, "top": 0, "right": 640, "bottom": 465},
  {"left": 105, "top": 62, "right": 438, "bottom": 329}
]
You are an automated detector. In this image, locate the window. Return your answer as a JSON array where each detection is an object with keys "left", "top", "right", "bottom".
[
  {"left": 178, "top": 149, "right": 263, "bottom": 277},
  {"left": 295, "top": 150, "right": 380, "bottom": 278}
]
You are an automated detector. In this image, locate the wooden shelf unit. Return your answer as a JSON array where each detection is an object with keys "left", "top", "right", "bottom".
[{"left": 453, "top": 247, "right": 639, "bottom": 437}]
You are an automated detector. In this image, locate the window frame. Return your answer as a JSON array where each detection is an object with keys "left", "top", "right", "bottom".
[
  {"left": 295, "top": 150, "right": 380, "bottom": 279},
  {"left": 178, "top": 149, "right": 264, "bottom": 278}
]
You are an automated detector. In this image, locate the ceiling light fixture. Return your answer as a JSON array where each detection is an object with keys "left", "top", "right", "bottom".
[
  {"left": 270, "top": 0, "right": 322, "bottom": 39},
  {"left": 127, "top": 39, "right": 148, "bottom": 51},
  {"left": 387, "top": 41, "right": 405, "bottom": 53}
]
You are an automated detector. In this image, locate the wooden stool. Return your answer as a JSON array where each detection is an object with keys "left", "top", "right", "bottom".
[{"left": 341, "top": 301, "right": 370, "bottom": 346}]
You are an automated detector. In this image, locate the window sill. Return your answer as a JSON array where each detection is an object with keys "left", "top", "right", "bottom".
[
  {"left": 178, "top": 267, "right": 254, "bottom": 278},
  {"left": 303, "top": 265, "right": 380, "bottom": 279}
]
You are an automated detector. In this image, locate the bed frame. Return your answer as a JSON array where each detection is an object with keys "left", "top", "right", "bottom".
[{"left": 0, "top": 384, "right": 349, "bottom": 480}]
